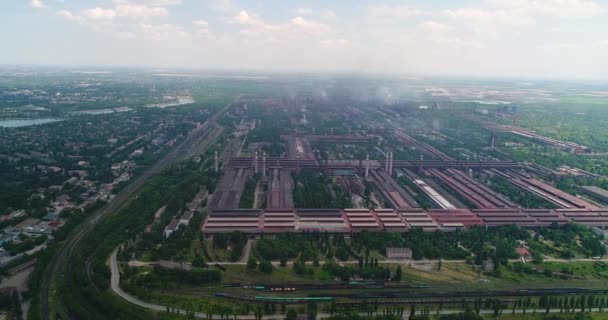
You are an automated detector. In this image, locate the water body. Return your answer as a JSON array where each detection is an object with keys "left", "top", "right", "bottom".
[
  {"left": 146, "top": 96, "right": 195, "bottom": 108},
  {"left": 69, "top": 107, "right": 132, "bottom": 115},
  {"left": 0, "top": 118, "right": 64, "bottom": 128}
]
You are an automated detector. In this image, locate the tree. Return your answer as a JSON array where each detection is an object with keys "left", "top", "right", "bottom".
[
  {"left": 286, "top": 309, "right": 298, "bottom": 320},
  {"left": 259, "top": 260, "right": 273, "bottom": 274},
  {"left": 394, "top": 266, "right": 402, "bottom": 281},
  {"left": 307, "top": 302, "right": 317, "bottom": 320},
  {"left": 409, "top": 304, "right": 416, "bottom": 320},
  {"left": 247, "top": 257, "right": 258, "bottom": 270},
  {"left": 336, "top": 246, "right": 349, "bottom": 261}
]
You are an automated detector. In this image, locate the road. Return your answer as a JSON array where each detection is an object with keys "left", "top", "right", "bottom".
[
  {"left": 127, "top": 256, "right": 608, "bottom": 268},
  {"left": 239, "top": 239, "right": 254, "bottom": 263},
  {"left": 39, "top": 99, "right": 235, "bottom": 320}
]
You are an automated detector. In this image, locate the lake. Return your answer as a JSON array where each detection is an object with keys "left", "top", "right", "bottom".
[{"left": 0, "top": 118, "right": 64, "bottom": 128}]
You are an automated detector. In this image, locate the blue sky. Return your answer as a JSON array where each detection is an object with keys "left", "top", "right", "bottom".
[{"left": 2, "top": 0, "right": 608, "bottom": 78}]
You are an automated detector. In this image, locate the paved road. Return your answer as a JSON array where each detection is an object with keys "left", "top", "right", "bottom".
[
  {"left": 128, "top": 256, "right": 608, "bottom": 268},
  {"left": 39, "top": 98, "right": 235, "bottom": 320},
  {"left": 240, "top": 239, "right": 254, "bottom": 263}
]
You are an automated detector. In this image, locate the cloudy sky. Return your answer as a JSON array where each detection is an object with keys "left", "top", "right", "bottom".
[{"left": 3, "top": 0, "right": 608, "bottom": 78}]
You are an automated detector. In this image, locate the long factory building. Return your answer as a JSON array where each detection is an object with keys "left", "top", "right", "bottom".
[{"left": 202, "top": 207, "right": 608, "bottom": 234}]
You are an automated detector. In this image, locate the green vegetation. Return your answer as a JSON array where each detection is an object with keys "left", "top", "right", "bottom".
[
  {"left": 37, "top": 164, "right": 213, "bottom": 320},
  {"left": 131, "top": 266, "right": 221, "bottom": 289},
  {"left": 239, "top": 175, "right": 259, "bottom": 208},
  {"left": 255, "top": 233, "right": 358, "bottom": 265},
  {"left": 486, "top": 176, "right": 557, "bottom": 209},
  {"left": 293, "top": 169, "right": 352, "bottom": 208},
  {"left": 530, "top": 223, "right": 606, "bottom": 259},
  {"left": 213, "top": 231, "right": 247, "bottom": 262}
]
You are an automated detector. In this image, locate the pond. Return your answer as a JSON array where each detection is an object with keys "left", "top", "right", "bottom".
[{"left": 0, "top": 118, "right": 64, "bottom": 128}]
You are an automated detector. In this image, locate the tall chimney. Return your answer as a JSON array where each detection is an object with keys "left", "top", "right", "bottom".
[
  {"left": 389, "top": 152, "right": 393, "bottom": 175},
  {"left": 254, "top": 151, "right": 259, "bottom": 175},
  {"left": 262, "top": 152, "right": 266, "bottom": 177},
  {"left": 296, "top": 151, "right": 300, "bottom": 171},
  {"left": 384, "top": 151, "right": 391, "bottom": 173},
  {"left": 419, "top": 154, "right": 424, "bottom": 173},
  {"left": 214, "top": 151, "right": 219, "bottom": 172},
  {"left": 365, "top": 153, "right": 370, "bottom": 178}
]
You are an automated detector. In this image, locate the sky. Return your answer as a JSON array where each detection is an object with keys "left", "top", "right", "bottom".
[{"left": 2, "top": 0, "right": 608, "bottom": 79}]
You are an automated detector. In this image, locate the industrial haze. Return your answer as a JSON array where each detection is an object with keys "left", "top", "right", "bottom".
[{"left": 2, "top": 0, "right": 608, "bottom": 320}]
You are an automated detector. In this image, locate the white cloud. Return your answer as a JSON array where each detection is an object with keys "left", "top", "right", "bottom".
[
  {"left": 491, "top": 0, "right": 605, "bottom": 17},
  {"left": 115, "top": 4, "right": 168, "bottom": 19},
  {"left": 56, "top": 10, "right": 82, "bottom": 22},
  {"left": 192, "top": 19, "right": 209, "bottom": 28},
  {"left": 593, "top": 40, "right": 608, "bottom": 48},
  {"left": 230, "top": 11, "right": 330, "bottom": 38},
  {"left": 30, "top": 0, "right": 47, "bottom": 9},
  {"left": 289, "top": 16, "right": 330, "bottom": 34},
  {"left": 112, "top": 0, "right": 181, "bottom": 5},
  {"left": 446, "top": 0, "right": 605, "bottom": 28},
  {"left": 539, "top": 42, "right": 578, "bottom": 49},
  {"left": 320, "top": 39, "right": 349, "bottom": 47},
  {"left": 295, "top": 8, "right": 312, "bottom": 15},
  {"left": 80, "top": 3, "right": 167, "bottom": 21},
  {"left": 432, "top": 36, "right": 484, "bottom": 49},
  {"left": 231, "top": 11, "right": 264, "bottom": 27},
  {"left": 208, "top": 0, "right": 234, "bottom": 13},
  {"left": 322, "top": 10, "right": 336, "bottom": 19},
  {"left": 138, "top": 22, "right": 190, "bottom": 40},
  {"left": 418, "top": 21, "right": 450, "bottom": 32},
  {"left": 192, "top": 20, "right": 210, "bottom": 36},
  {"left": 368, "top": 5, "right": 422, "bottom": 20},
  {"left": 445, "top": 8, "right": 534, "bottom": 26},
  {"left": 83, "top": 7, "right": 117, "bottom": 20}
]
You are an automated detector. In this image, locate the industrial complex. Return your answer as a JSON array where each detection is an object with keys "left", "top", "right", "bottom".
[{"left": 202, "top": 131, "right": 608, "bottom": 235}]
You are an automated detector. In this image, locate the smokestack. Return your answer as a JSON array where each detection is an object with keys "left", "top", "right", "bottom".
[
  {"left": 262, "top": 152, "right": 266, "bottom": 177},
  {"left": 385, "top": 152, "right": 390, "bottom": 172},
  {"left": 254, "top": 151, "right": 259, "bottom": 175},
  {"left": 389, "top": 152, "right": 393, "bottom": 175},
  {"left": 296, "top": 151, "right": 300, "bottom": 171},
  {"left": 365, "top": 153, "right": 370, "bottom": 178},
  {"left": 419, "top": 154, "right": 424, "bottom": 173},
  {"left": 214, "top": 151, "right": 219, "bottom": 172}
]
